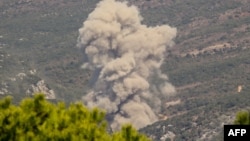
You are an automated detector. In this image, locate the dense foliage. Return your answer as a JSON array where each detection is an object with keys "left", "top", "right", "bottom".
[
  {"left": 0, "top": 94, "right": 150, "bottom": 141},
  {"left": 234, "top": 110, "right": 250, "bottom": 125}
]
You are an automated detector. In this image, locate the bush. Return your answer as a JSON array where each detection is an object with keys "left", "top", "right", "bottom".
[
  {"left": 234, "top": 110, "right": 250, "bottom": 125},
  {"left": 0, "top": 94, "right": 150, "bottom": 141}
]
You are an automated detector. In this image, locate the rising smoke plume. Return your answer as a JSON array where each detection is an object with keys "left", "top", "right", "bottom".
[{"left": 77, "top": 0, "right": 177, "bottom": 130}]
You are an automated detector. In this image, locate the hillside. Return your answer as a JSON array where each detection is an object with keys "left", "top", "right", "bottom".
[
  {"left": 0, "top": 0, "right": 250, "bottom": 140},
  {"left": 0, "top": 0, "right": 99, "bottom": 102},
  {"left": 137, "top": 0, "right": 250, "bottom": 140}
]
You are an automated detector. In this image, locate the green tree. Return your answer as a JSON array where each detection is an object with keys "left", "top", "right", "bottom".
[
  {"left": 234, "top": 110, "right": 250, "bottom": 125},
  {"left": 112, "top": 124, "right": 150, "bottom": 141},
  {"left": 0, "top": 94, "right": 151, "bottom": 141}
]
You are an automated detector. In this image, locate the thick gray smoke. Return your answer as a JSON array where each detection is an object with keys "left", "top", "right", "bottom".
[{"left": 77, "top": 0, "right": 177, "bottom": 130}]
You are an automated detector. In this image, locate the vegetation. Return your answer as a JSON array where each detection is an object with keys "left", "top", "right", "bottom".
[
  {"left": 0, "top": 94, "right": 150, "bottom": 141},
  {"left": 234, "top": 110, "right": 250, "bottom": 125}
]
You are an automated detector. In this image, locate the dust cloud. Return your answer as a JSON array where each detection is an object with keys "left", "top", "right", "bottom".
[{"left": 77, "top": 0, "right": 177, "bottom": 130}]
